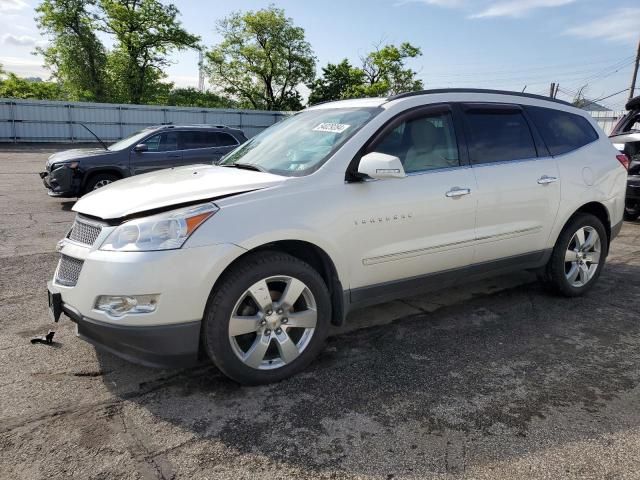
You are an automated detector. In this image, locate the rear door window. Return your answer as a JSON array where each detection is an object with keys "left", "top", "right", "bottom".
[
  {"left": 214, "top": 132, "right": 239, "bottom": 146},
  {"left": 464, "top": 108, "right": 537, "bottom": 164},
  {"left": 178, "top": 131, "right": 210, "bottom": 150},
  {"left": 526, "top": 106, "right": 599, "bottom": 156}
]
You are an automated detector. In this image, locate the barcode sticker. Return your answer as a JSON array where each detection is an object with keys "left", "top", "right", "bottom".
[{"left": 313, "top": 123, "right": 351, "bottom": 133}]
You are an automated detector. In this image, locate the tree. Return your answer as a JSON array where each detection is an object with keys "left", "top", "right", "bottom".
[
  {"left": 307, "top": 59, "right": 364, "bottom": 105},
  {"left": 163, "top": 87, "right": 237, "bottom": 108},
  {"left": 206, "top": 6, "right": 315, "bottom": 110},
  {"left": 35, "top": 0, "right": 109, "bottom": 101},
  {"left": 308, "top": 42, "right": 423, "bottom": 104},
  {"left": 0, "top": 72, "right": 63, "bottom": 100},
  {"left": 359, "top": 42, "right": 423, "bottom": 97},
  {"left": 99, "top": 0, "right": 200, "bottom": 104}
]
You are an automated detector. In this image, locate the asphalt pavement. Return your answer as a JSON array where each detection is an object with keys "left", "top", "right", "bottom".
[{"left": 1, "top": 145, "right": 640, "bottom": 480}]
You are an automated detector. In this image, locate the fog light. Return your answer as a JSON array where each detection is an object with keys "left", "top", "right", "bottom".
[{"left": 94, "top": 295, "right": 158, "bottom": 317}]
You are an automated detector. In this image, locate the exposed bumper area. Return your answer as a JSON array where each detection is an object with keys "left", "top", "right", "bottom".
[
  {"left": 63, "top": 303, "right": 201, "bottom": 368},
  {"left": 626, "top": 176, "right": 640, "bottom": 201},
  {"left": 40, "top": 166, "right": 81, "bottom": 197}
]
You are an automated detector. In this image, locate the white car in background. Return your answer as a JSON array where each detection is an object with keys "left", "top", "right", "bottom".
[{"left": 47, "top": 89, "right": 627, "bottom": 385}]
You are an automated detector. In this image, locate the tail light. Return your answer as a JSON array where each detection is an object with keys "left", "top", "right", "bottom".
[{"left": 616, "top": 154, "right": 630, "bottom": 170}]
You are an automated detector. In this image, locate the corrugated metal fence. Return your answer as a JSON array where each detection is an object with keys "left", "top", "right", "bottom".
[
  {"left": 0, "top": 98, "right": 290, "bottom": 143},
  {"left": 0, "top": 97, "right": 628, "bottom": 143},
  {"left": 587, "top": 110, "right": 625, "bottom": 136}
]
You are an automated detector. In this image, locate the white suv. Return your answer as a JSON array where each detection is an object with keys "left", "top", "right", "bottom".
[{"left": 47, "top": 89, "right": 627, "bottom": 384}]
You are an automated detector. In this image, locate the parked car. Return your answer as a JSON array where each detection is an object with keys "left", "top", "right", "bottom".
[
  {"left": 609, "top": 95, "right": 640, "bottom": 220},
  {"left": 47, "top": 89, "right": 627, "bottom": 385},
  {"left": 39, "top": 124, "right": 247, "bottom": 197}
]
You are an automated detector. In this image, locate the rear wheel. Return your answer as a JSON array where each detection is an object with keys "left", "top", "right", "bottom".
[
  {"left": 202, "top": 251, "right": 331, "bottom": 385},
  {"left": 540, "top": 213, "right": 608, "bottom": 297},
  {"left": 624, "top": 201, "right": 640, "bottom": 221}
]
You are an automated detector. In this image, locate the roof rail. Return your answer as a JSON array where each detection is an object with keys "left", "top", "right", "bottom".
[{"left": 387, "top": 88, "right": 573, "bottom": 107}]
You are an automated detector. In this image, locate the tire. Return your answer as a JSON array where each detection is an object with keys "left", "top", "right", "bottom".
[
  {"left": 624, "top": 202, "right": 640, "bottom": 221},
  {"left": 540, "top": 213, "right": 608, "bottom": 297},
  {"left": 202, "top": 251, "right": 331, "bottom": 385},
  {"left": 83, "top": 173, "right": 119, "bottom": 194}
]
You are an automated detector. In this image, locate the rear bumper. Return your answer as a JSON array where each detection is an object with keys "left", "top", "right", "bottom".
[{"left": 62, "top": 303, "right": 201, "bottom": 368}]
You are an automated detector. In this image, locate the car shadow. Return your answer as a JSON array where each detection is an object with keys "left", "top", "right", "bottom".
[
  {"left": 94, "top": 259, "right": 640, "bottom": 476},
  {"left": 59, "top": 201, "right": 75, "bottom": 211}
]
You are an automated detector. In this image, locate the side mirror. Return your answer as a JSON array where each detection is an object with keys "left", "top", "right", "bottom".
[
  {"left": 357, "top": 152, "right": 406, "bottom": 180},
  {"left": 134, "top": 143, "right": 148, "bottom": 152}
]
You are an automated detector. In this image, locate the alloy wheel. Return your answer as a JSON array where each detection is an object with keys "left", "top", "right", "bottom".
[
  {"left": 564, "top": 226, "right": 601, "bottom": 287},
  {"left": 92, "top": 179, "right": 112, "bottom": 190},
  {"left": 228, "top": 275, "right": 317, "bottom": 370}
]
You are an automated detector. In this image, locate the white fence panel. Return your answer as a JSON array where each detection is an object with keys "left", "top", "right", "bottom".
[{"left": 0, "top": 98, "right": 290, "bottom": 143}]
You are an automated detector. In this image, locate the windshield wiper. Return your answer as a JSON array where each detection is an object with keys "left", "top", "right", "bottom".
[{"left": 223, "top": 163, "right": 266, "bottom": 173}]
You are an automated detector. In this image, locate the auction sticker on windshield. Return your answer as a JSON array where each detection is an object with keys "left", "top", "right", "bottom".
[{"left": 313, "top": 123, "right": 351, "bottom": 133}]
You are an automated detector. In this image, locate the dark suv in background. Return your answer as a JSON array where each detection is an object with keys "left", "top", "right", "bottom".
[
  {"left": 610, "top": 95, "right": 640, "bottom": 220},
  {"left": 40, "top": 124, "right": 247, "bottom": 197}
]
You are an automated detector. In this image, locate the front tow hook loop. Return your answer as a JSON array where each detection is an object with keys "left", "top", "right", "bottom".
[{"left": 31, "top": 330, "right": 56, "bottom": 345}]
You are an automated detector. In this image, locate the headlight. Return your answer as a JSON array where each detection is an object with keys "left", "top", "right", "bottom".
[
  {"left": 100, "top": 202, "right": 218, "bottom": 252},
  {"left": 50, "top": 161, "right": 79, "bottom": 171}
]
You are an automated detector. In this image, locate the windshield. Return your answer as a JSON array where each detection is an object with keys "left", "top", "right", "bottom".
[
  {"left": 108, "top": 129, "right": 154, "bottom": 151},
  {"left": 219, "top": 107, "right": 381, "bottom": 176}
]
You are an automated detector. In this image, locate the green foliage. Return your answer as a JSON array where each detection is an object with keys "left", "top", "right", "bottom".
[
  {"left": 0, "top": 71, "right": 63, "bottom": 100},
  {"left": 36, "top": 0, "right": 109, "bottom": 101},
  {"left": 163, "top": 88, "right": 238, "bottom": 108},
  {"left": 308, "top": 42, "right": 423, "bottom": 104},
  {"left": 207, "top": 6, "right": 315, "bottom": 110},
  {"left": 35, "top": 0, "right": 200, "bottom": 105},
  {"left": 99, "top": 0, "right": 200, "bottom": 104},
  {"left": 307, "top": 59, "right": 365, "bottom": 105}
]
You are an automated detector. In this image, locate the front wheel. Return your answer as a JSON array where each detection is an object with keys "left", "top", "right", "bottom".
[
  {"left": 202, "top": 251, "right": 331, "bottom": 385},
  {"left": 540, "top": 213, "right": 608, "bottom": 297}
]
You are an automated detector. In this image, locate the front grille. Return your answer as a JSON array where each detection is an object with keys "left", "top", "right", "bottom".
[
  {"left": 68, "top": 218, "right": 102, "bottom": 246},
  {"left": 55, "top": 255, "right": 84, "bottom": 287}
]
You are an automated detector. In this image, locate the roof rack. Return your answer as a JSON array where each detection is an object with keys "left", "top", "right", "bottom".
[{"left": 387, "top": 88, "right": 573, "bottom": 107}]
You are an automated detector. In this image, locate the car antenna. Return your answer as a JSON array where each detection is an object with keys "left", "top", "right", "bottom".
[{"left": 78, "top": 123, "right": 109, "bottom": 150}]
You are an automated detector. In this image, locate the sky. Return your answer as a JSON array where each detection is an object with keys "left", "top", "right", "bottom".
[{"left": 0, "top": 0, "right": 638, "bottom": 110}]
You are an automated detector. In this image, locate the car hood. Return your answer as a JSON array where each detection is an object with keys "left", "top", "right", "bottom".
[
  {"left": 47, "top": 148, "right": 113, "bottom": 165},
  {"left": 73, "top": 165, "right": 286, "bottom": 220}
]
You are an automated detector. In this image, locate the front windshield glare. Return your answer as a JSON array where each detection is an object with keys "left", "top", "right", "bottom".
[
  {"left": 219, "top": 107, "right": 380, "bottom": 176},
  {"left": 108, "top": 129, "right": 154, "bottom": 151}
]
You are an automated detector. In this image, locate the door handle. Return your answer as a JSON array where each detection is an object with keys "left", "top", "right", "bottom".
[
  {"left": 168, "top": 154, "right": 181, "bottom": 158},
  {"left": 445, "top": 187, "right": 471, "bottom": 198},
  {"left": 537, "top": 175, "right": 558, "bottom": 185}
]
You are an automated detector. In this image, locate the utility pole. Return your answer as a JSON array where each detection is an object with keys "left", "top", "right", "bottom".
[
  {"left": 198, "top": 50, "right": 205, "bottom": 93},
  {"left": 629, "top": 37, "right": 640, "bottom": 103}
]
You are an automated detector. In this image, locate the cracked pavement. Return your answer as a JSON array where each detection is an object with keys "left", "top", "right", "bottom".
[{"left": 2, "top": 145, "right": 640, "bottom": 479}]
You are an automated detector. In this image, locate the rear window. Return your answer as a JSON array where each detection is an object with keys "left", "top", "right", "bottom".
[
  {"left": 526, "top": 106, "right": 598, "bottom": 156},
  {"left": 464, "top": 110, "right": 537, "bottom": 164},
  {"left": 213, "top": 132, "right": 238, "bottom": 146}
]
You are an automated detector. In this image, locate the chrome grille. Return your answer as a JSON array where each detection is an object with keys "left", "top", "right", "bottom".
[
  {"left": 55, "top": 255, "right": 84, "bottom": 287},
  {"left": 68, "top": 219, "right": 102, "bottom": 246}
]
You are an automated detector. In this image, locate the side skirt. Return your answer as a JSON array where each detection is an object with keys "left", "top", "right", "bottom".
[{"left": 345, "top": 249, "right": 552, "bottom": 313}]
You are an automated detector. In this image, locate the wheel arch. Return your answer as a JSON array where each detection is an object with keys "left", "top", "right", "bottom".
[
  {"left": 81, "top": 168, "right": 126, "bottom": 191},
  {"left": 555, "top": 201, "right": 612, "bottom": 251},
  {"left": 209, "top": 240, "right": 346, "bottom": 326}
]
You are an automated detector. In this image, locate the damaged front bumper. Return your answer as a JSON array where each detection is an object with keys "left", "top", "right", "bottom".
[{"left": 40, "top": 166, "right": 81, "bottom": 197}]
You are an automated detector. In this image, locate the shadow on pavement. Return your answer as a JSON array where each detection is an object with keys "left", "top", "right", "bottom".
[{"left": 94, "top": 257, "right": 640, "bottom": 475}]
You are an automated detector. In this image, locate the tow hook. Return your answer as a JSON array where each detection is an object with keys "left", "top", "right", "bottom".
[{"left": 31, "top": 330, "right": 56, "bottom": 345}]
